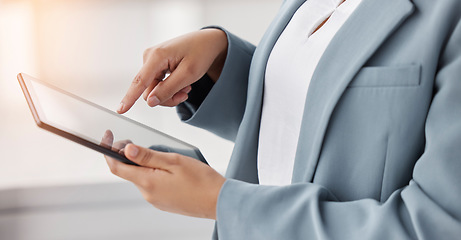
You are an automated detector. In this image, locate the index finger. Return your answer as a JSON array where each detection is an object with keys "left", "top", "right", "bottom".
[
  {"left": 117, "top": 74, "right": 156, "bottom": 114},
  {"left": 117, "top": 58, "right": 167, "bottom": 114}
]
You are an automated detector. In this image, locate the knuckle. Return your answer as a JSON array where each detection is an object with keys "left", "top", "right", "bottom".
[
  {"left": 132, "top": 74, "right": 142, "bottom": 84},
  {"left": 143, "top": 46, "right": 167, "bottom": 61},
  {"left": 142, "top": 48, "right": 151, "bottom": 61},
  {"left": 182, "top": 62, "right": 200, "bottom": 77},
  {"left": 139, "top": 150, "right": 153, "bottom": 166},
  {"left": 169, "top": 153, "right": 182, "bottom": 166},
  {"left": 151, "top": 47, "right": 167, "bottom": 58},
  {"left": 132, "top": 75, "right": 148, "bottom": 89}
]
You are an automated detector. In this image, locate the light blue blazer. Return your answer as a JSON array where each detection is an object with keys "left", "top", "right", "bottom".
[{"left": 177, "top": 0, "right": 461, "bottom": 239}]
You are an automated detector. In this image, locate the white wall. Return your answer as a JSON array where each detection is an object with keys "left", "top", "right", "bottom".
[{"left": 0, "top": 0, "right": 281, "bottom": 188}]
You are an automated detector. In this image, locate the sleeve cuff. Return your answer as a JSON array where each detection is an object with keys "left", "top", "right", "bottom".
[{"left": 176, "top": 26, "right": 255, "bottom": 141}]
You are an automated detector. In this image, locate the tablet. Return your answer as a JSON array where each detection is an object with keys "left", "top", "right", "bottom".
[{"left": 17, "top": 73, "right": 207, "bottom": 166}]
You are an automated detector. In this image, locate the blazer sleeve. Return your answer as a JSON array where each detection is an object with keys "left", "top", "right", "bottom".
[
  {"left": 176, "top": 27, "right": 256, "bottom": 142},
  {"left": 214, "top": 19, "right": 461, "bottom": 240}
]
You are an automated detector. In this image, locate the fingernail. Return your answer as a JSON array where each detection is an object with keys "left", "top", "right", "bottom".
[
  {"left": 117, "top": 102, "right": 124, "bottom": 113},
  {"left": 148, "top": 96, "right": 160, "bottom": 106},
  {"left": 127, "top": 145, "right": 138, "bottom": 158}
]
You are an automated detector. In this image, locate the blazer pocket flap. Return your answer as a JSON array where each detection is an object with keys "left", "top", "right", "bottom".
[{"left": 348, "top": 64, "right": 421, "bottom": 88}]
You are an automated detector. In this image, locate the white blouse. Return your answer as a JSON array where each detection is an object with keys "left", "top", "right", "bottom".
[{"left": 258, "top": 0, "right": 363, "bottom": 186}]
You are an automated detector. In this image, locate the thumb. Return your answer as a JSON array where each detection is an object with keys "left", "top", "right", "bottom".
[{"left": 124, "top": 144, "right": 178, "bottom": 170}]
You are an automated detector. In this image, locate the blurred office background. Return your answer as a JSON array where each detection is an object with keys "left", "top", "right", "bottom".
[{"left": 0, "top": 0, "right": 280, "bottom": 239}]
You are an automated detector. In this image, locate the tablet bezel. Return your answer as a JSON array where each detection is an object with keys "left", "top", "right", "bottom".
[{"left": 17, "top": 73, "right": 206, "bottom": 166}]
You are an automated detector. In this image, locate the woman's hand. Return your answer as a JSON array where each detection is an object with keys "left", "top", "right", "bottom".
[
  {"left": 117, "top": 29, "right": 228, "bottom": 114},
  {"left": 103, "top": 143, "right": 226, "bottom": 220}
]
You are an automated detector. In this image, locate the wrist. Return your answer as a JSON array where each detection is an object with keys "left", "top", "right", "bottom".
[
  {"left": 203, "top": 29, "right": 228, "bottom": 82},
  {"left": 208, "top": 176, "right": 226, "bottom": 220}
]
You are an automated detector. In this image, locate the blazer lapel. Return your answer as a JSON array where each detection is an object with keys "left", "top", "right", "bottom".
[{"left": 291, "top": 0, "right": 415, "bottom": 183}]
